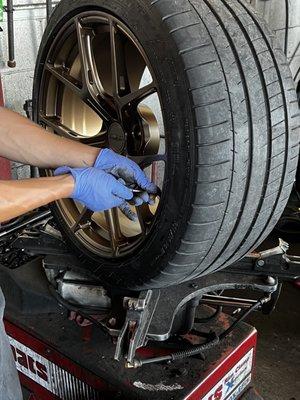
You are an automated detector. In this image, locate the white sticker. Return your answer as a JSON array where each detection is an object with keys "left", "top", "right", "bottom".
[
  {"left": 202, "top": 348, "right": 253, "bottom": 400},
  {"left": 9, "top": 336, "right": 51, "bottom": 389},
  {"left": 8, "top": 336, "right": 100, "bottom": 399}
]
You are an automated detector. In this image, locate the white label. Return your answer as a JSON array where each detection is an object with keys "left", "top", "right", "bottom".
[
  {"left": 202, "top": 348, "right": 253, "bottom": 400},
  {"left": 8, "top": 336, "right": 99, "bottom": 399},
  {"left": 9, "top": 337, "right": 51, "bottom": 389}
]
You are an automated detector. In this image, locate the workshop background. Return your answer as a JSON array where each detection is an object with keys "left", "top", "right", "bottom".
[
  {"left": 0, "top": 0, "right": 299, "bottom": 180},
  {"left": 0, "top": 1, "right": 299, "bottom": 399}
]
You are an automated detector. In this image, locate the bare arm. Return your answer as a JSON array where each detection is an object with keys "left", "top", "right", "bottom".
[
  {"left": 0, "top": 175, "right": 74, "bottom": 222},
  {"left": 0, "top": 107, "right": 100, "bottom": 168}
]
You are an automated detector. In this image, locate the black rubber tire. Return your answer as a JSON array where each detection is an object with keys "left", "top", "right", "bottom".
[{"left": 33, "top": 0, "right": 300, "bottom": 290}]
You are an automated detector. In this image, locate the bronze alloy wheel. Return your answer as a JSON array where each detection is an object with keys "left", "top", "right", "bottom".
[{"left": 38, "top": 11, "right": 166, "bottom": 258}]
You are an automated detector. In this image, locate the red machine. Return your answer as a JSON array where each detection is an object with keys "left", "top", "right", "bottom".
[
  {"left": 4, "top": 310, "right": 258, "bottom": 400},
  {"left": 1, "top": 222, "right": 297, "bottom": 400}
]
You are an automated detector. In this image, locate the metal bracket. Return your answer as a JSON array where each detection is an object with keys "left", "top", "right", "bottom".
[
  {"left": 113, "top": 272, "right": 277, "bottom": 366},
  {"left": 227, "top": 239, "right": 300, "bottom": 280},
  {"left": 114, "top": 290, "right": 159, "bottom": 364},
  {"left": 113, "top": 239, "right": 297, "bottom": 366}
]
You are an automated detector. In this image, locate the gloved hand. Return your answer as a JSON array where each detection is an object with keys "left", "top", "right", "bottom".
[
  {"left": 94, "top": 149, "right": 157, "bottom": 206},
  {"left": 54, "top": 166, "right": 133, "bottom": 212}
]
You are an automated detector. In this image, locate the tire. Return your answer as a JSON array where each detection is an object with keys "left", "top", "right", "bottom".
[{"left": 33, "top": 0, "right": 299, "bottom": 290}]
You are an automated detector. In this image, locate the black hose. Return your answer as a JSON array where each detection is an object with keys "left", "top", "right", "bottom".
[
  {"left": 139, "top": 334, "right": 220, "bottom": 365},
  {"left": 219, "top": 299, "right": 263, "bottom": 341},
  {"left": 170, "top": 334, "right": 219, "bottom": 361}
]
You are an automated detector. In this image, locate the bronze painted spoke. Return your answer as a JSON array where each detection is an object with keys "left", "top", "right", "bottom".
[
  {"left": 110, "top": 20, "right": 131, "bottom": 98},
  {"left": 136, "top": 203, "right": 156, "bottom": 235},
  {"left": 136, "top": 206, "right": 146, "bottom": 234},
  {"left": 81, "top": 132, "right": 108, "bottom": 148},
  {"left": 75, "top": 18, "right": 114, "bottom": 122},
  {"left": 71, "top": 207, "right": 93, "bottom": 233},
  {"left": 120, "top": 83, "right": 157, "bottom": 107},
  {"left": 40, "top": 115, "right": 79, "bottom": 139},
  {"left": 105, "top": 209, "right": 123, "bottom": 256},
  {"left": 45, "top": 63, "right": 82, "bottom": 96},
  {"left": 129, "top": 153, "right": 166, "bottom": 169}
]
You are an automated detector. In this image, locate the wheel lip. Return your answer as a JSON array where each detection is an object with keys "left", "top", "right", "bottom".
[{"left": 36, "top": 8, "right": 167, "bottom": 260}]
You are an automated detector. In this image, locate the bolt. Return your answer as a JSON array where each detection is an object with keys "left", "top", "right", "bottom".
[
  {"left": 265, "top": 276, "right": 276, "bottom": 286},
  {"left": 125, "top": 359, "right": 142, "bottom": 369},
  {"left": 127, "top": 299, "right": 139, "bottom": 310},
  {"left": 79, "top": 221, "right": 92, "bottom": 230},
  {"left": 256, "top": 259, "right": 265, "bottom": 267},
  {"left": 108, "top": 318, "right": 117, "bottom": 327}
]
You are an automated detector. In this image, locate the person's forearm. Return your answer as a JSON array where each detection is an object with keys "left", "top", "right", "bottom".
[
  {"left": 0, "top": 107, "right": 99, "bottom": 168},
  {"left": 0, "top": 175, "right": 74, "bottom": 222}
]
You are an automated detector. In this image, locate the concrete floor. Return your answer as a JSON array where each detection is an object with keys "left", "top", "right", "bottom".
[{"left": 247, "top": 283, "right": 300, "bottom": 400}]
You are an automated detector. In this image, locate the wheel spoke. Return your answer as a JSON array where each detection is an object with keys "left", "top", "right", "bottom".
[
  {"left": 45, "top": 63, "right": 82, "bottom": 96},
  {"left": 105, "top": 209, "right": 123, "bottom": 256},
  {"left": 81, "top": 132, "right": 108, "bottom": 148},
  {"left": 136, "top": 203, "right": 156, "bottom": 235},
  {"left": 129, "top": 153, "right": 166, "bottom": 169},
  {"left": 120, "top": 83, "right": 157, "bottom": 107},
  {"left": 136, "top": 206, "right": 146, "bottom": 234},
  {"left": 40, "top": 114, "right": 106, "bottom": 147},
  {"left": 110, "top": 20, "right": 131, "bottom": 97},
  {"left": 71, "top": 207, "right": 93, "bottom": 233},
  {"left": 39, "top": 115, "right": 79, "bottom": 139},
  {"left": 75, "top": 18, "right": 115, "bottom": 121}
]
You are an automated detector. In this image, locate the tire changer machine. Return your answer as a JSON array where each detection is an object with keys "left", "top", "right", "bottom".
[{"left": 0, "top": 205, "right": 299, "bottom": 400}]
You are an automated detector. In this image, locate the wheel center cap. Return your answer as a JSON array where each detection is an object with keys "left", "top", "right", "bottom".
[{"left": 108, "top": 122, "right": 126, "bottom": 153}]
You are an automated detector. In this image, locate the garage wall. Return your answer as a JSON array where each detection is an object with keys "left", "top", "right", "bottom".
[
  {"left": 247, "top": 0, "right": 300, "bottom": 85},
  {"left": 0, "top": 0, "right": 298, "bottom": 179},
  {"left": 0, "top": 0, "right": 49, "bottom": 115},
  {"left": 0, "top": 1, "right": 54, "bottom": 178},
  {"left": 0, "top": 0, "right": 298, "bottom": 115}
]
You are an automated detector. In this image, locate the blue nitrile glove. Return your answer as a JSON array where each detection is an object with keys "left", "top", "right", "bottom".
[
  {"left": 94, "top": 149, "right": 157, "bottom": 206},
  {"left": 54, "top": 166, "right": 133, "bottom": 212}
]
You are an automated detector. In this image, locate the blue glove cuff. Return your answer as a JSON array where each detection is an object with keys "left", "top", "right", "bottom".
[
  {"left": 94, "top": 148, "right": 114, "bottom": 169},
  {"left": 54, "top": 166, "right": 78, "bottom": 198}
]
